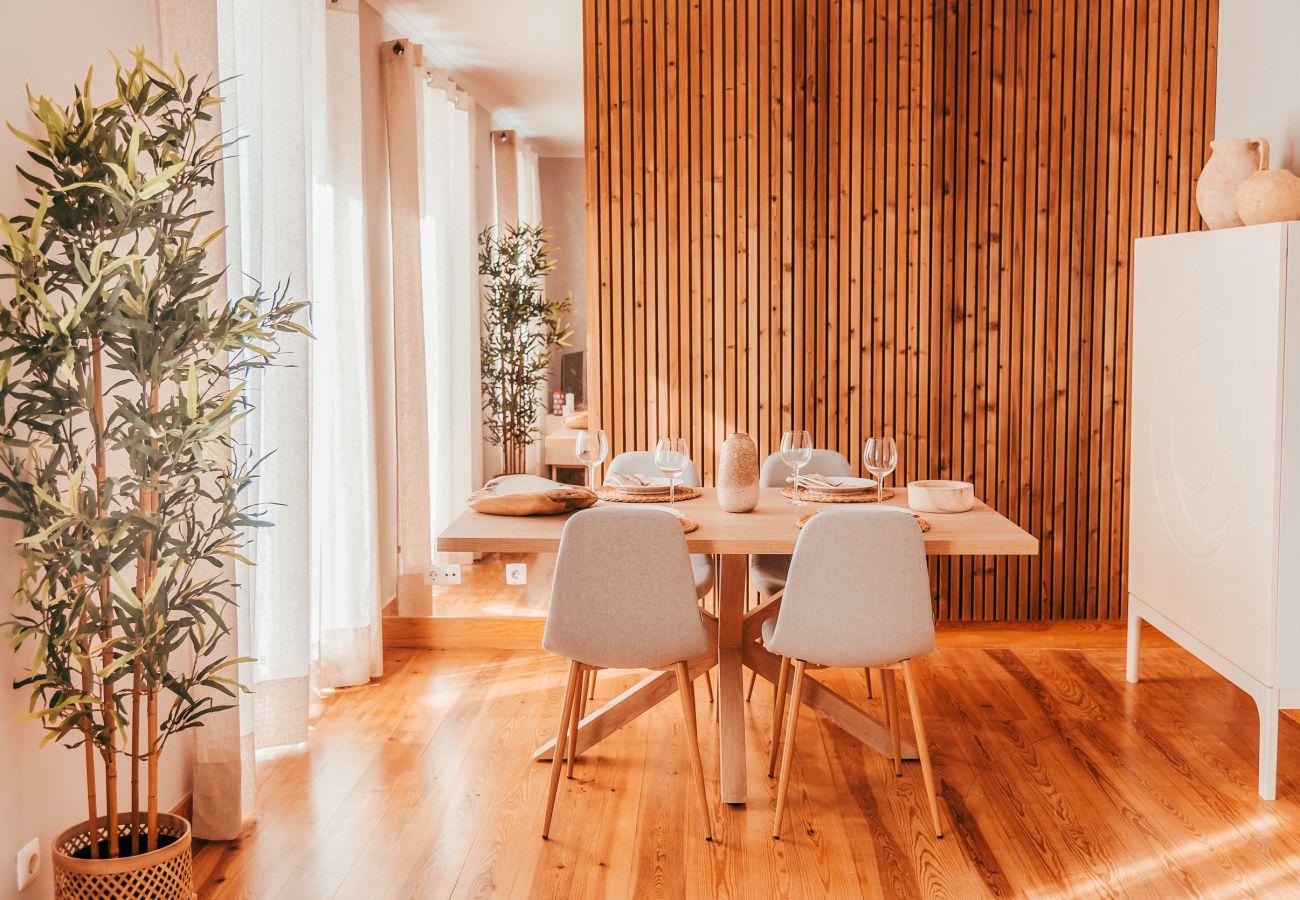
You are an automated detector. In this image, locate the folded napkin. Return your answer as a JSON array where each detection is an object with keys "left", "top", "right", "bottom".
[
  {"left": 606, "top": 472, "right": 652, "bottom": 487},
  {"left": 468, "top": 475, "right": 597, "bottom": 516},
  {"left": 786, "top": 472, "right": 843, "bottom": 488}
]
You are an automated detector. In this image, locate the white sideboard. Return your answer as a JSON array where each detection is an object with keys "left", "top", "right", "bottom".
[{"left": 1128, "top": 221, "right": 1300, "bottom": 800}]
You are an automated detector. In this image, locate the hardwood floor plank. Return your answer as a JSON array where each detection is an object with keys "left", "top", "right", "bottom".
[{"left": 195, "top": 629, "right": 1300, "bottom": 899}]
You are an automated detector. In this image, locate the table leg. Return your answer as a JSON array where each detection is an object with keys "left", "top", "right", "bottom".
[
  {"left": 742, "top": 643, "right": 919, "bottom": 760},
  {"left": 718, "top": 553, "right": 748, "bottom": 804}
]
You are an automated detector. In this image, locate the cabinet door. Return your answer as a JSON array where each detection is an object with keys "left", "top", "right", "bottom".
[{"left": 1130, "top": 225, "right": 1287, "bottom": 686}]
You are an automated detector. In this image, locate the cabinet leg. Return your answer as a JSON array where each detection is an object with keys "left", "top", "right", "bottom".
[
  {"left": 1126, "top": 606, "right": 1141, "bottom": 684},
  {"left": 1256, "top": 689, "right": 1280, "bottom": 801}
]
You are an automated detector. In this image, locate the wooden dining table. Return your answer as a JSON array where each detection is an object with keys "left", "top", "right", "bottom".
[{"left": 436, "top": 486, "right": 1038, "bottom": 805}]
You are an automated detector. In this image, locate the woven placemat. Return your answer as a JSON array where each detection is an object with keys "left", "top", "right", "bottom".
[
  {"left": 796, "top": 509, "right": 930, "bottom": 532},
  {"left": 596, "top": 485, "right": 702, "bottom": 503},
  {"left": 780, "top": 485, "right": 895, "bottom": 503}
]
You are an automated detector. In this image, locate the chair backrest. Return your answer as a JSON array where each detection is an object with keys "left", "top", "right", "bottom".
[
  {"left": 607, "top": 450, "right": 702, "bottom": 487},
  {"left": 765, "top": 508, "right": 935, "bottom": 668},
  {"left": 543, "top": 507, "right": 711, "bottom": 669},
  {"left": 759, "top": 449, "right": 853, "bottom": 487}
]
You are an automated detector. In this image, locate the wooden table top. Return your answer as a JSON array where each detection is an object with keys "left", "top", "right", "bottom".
[{"left": 436, "top": 487, "right": 1038, "bottom": 556}]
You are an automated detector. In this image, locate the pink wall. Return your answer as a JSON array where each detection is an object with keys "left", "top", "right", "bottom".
[{"left": 0, "top": 6, "right": 202, "bottom": 897}]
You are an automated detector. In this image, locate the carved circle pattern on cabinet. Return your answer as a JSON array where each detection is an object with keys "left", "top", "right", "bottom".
[{"left": 1149, "top": 311, "right": 1245, "bottom": 559}]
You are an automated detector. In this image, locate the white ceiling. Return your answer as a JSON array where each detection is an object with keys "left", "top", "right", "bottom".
[{"left": 380, "top": 0, "right": 585, "bottom": 157}]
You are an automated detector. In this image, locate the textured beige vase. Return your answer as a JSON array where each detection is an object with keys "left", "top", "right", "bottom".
[
  {"left": 1236, "top": 168, "right": 1300, "bottom": 226},
  {"left": 716, "top": 433, "right": 759, "bottom": 512},
  {"left": 1195, "top": 138, "right": 1269, "bottom": 229}
]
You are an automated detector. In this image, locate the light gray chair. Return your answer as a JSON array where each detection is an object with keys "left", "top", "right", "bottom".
[
  {"left": 749, "top": 449, "right": 854, "bottom": 597},
  {"left": 598, "top": 450, "right": 716, "bottom": 707},
  {"left": 540, "top": 507, "right": 715, "bottom": 842},
  {"left": 763, "top": 508, "right": 942, "bottom": 840},
  {"left": 746, "top": 450, "right": 854, "bottom": 702},
  {"left": 607, "top": 451, "right": 715, "bottom": 601}
]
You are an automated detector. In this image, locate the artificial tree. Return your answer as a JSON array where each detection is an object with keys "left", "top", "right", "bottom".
[
  {"left": 478, "top": 223, "right": 571, "bottom": 475},
  {"left": 0, "top": 51, "right": 306, "bottom": 861}
]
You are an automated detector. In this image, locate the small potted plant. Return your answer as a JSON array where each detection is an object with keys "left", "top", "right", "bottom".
[
  {"left": 0, "top": 51, "right": 306, "bottom": 899},
  {"left": 479, "top": 223, "right": 571, "bottom": 475}
]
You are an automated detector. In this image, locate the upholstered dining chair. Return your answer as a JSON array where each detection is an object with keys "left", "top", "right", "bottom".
[
  {"left": 762, "top": 508, "right": 943, "bottom": 840},
  {"left": 746, "top": 449, "right": 854, "bottom": 702},
  {"left": 540, "top": 507, "right": 714, "bottom": 842},
  {"left": 596, "top": 451, "right": 716, "bottom": 707},
  {"left": 606, "top": 450, "right": 715, "bottom": 597}
]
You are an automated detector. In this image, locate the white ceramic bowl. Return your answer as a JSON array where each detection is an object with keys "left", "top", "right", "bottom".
[{"left": 907, "top": 480, "right": 974, "bottom": 513}]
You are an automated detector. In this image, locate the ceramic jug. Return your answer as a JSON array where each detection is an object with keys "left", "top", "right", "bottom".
[
  {"left": 1195, "top": 138, "right": 1269, "bottom": 229},
  {"left": 716, "top": 433, "right": 759, "bottom": 512}
]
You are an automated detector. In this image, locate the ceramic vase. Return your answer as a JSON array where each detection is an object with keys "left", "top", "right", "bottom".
[
  {"left": 1196, "top": 138, "right": 1270, "bottom": 229},
  {"left": 716, "top": 433, "right": 759, "bottom": 512},
  {"left": 1236, "top": 168, "right": 1300, "bottom": 226}
]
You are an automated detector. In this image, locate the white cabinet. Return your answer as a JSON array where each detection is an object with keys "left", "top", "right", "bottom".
[{"left": 1128, "top": 222, "right": 1300, "bottom": 800}]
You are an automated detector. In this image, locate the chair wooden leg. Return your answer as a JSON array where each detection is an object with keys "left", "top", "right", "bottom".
[
  {"left": 567, "top": 664, "right": 583, "bottom": 778},
  {"left": 901, "top": 659, "right": 943, "bottom": 838},
  {"left": 772, "top": 660, "right": 807, "bottom": 839},
  {"left": 745, "top": 668, "right": 757, "bottom": 702},
  {"left": 674, "top": 662, "right": 714, "bottom": 842},
  {"left": 864, "top": 667, "right": 875, "bottom": 699},
  {"left": 767, "top": 656, "right": 792, "bottom": 777},
  {"left": 588, "top": 668, "right": 598, "bottom": 700},
  {"left": 881, "top": 668, "right": 902, "bottom": 777},
  {"left": 543, "top": 660, "right": 582, "bottom": 839},
  {"left": 704, "top": 669, "right": 715, "bottom": 703}
]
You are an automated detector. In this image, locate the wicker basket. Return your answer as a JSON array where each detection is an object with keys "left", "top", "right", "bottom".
[{"left": 52, "top": 814, "right": 193, "bottom": 900}]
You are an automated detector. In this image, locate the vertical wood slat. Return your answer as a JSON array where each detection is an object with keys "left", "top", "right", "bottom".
[{"left": 583, "top": 0, "right": 1217, "bottom": 620}]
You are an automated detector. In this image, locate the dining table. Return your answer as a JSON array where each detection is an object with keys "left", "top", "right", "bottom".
[{"left": 436, "top": 485, "right": 1039, "bottom": 805}]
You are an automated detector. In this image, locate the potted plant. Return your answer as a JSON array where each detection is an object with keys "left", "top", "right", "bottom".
[
  {"left": 479, "top": 223, "right": 571, "bottom": 475},
  {"left": 0, "top": 51, "right": 306, "bottom": 898}
]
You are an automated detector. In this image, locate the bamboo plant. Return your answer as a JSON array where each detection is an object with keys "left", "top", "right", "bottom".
[
  {"left": 479, "top": 223, "right": 571, "bottom": 475},
  {"left": 0, "top": 52, "right": 306, "bottom": 858}
]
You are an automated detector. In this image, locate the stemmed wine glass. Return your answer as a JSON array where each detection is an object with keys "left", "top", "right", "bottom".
[
  {"left": 575, "top": 428, "right": 609, "bottom": 490},
  {"left": 655, "top": 437, "right": 689, "bottom": 506},
  {"left": 780, "top": 430, "right": 813, "bottom": 505},
  {"left": 863, "top": 436, "right": 898, "bottom": 504}
]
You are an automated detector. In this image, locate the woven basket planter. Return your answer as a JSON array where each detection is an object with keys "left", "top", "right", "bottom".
[{"left": 52, "top": 814, "right": 193, "bottom": 900}]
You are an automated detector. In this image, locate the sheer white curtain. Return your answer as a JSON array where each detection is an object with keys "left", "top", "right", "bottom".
[
  {"left": 195, "top": 0, "right": 382, "bottom": 838},
  {"left": 384, "top": 44, "right": 481, "bottom": 605},
  {"left": 516, "top": 140, "right": 542, "bottom": 225}
]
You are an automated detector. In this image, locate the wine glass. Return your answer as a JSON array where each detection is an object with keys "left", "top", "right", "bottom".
[
  {"left": 863, "top": 436, "right": 898, "bottom": 504},
  {"left": 780, "top": 430, "right": 814, "bottom": 505},
  {"left": 655, "top": 437, "right": 689, "bottom": 506},
  {"left": 575, "top": 428, "right": 608, "bottom": 490}
]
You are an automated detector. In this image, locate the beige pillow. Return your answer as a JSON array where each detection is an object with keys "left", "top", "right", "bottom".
[{"left": 468, "top": 474, "right": 597, "bottom": 516}]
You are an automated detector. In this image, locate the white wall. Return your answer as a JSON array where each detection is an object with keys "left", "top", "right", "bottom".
[
  {"left": 0, "top": 6, "right": 200, "bottom": 897},
  {"left": 1216, "top": 0, "right": 1300, "bottom": 170}
]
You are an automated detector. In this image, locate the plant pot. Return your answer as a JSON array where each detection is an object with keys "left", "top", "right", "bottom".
[{"left": 52, "top": 814, "right": 194, "bottom": 900}]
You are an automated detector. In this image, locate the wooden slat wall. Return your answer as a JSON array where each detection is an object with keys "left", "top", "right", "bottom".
[{"left": 582, "top": 0, "right": 1218, "bottom": 619}]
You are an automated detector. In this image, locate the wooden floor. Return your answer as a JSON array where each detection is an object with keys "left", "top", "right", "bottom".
[{"left": 193, "top": 624, "right": 1300, "bottom": 899}]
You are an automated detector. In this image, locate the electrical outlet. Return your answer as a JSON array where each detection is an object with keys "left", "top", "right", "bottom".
[
  {"left": 424, "top": 564, "right": 462, "bottom": 586},
  {"left": 505, "top": 563, "right": 527, "bottom": 585},
  {"left": 16, "top": 837, "right": 39, "bottom": 891}
]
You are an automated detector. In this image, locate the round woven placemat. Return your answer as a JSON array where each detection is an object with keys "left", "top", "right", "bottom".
[
  {"left": 780, "top": 485, "right": 895, "bottom": 503},
  {"left": 597, "top": 485, "right": 702, "bottom": 503},
  {"left": 796, "top": 509, "right": 929, "bottom": 532}
]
